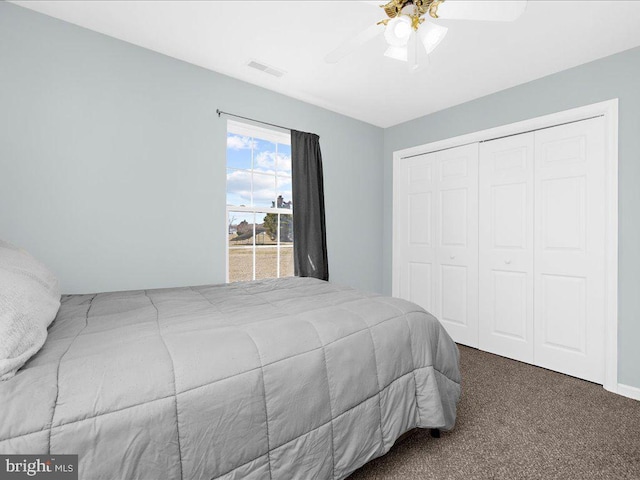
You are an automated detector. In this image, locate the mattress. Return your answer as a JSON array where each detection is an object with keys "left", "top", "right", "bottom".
[{"left": 0, "top": 277, "right": 461, "bottom": 479}]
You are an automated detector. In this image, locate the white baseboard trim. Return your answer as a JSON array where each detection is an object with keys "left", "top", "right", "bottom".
[{"left": 616, "top": 383, "right": 640, "bottom": 401}]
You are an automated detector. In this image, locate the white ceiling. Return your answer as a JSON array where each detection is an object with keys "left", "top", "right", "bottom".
[{"left": 13, "top": 1, "right": 640, "bottom": 128}]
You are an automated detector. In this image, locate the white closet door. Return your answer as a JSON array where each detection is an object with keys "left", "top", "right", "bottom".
[
  {"left": 479, "top": 133, "right": 534, "bottom": 363},
  {"left": 397, "top": 153, "right": 438, "bottom": 315},
  {"left": 533, "top": 117, "right": 606, "bottom": 383},
  {"left": 435, "top": 144, "right": 479, "bottom": 347},
  {"left": 396, "top": 144, "right": 479, "bottom": 347}
]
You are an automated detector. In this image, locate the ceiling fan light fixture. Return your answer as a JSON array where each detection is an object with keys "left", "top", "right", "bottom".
[
  {"left": 384, "top": 16, "right": 412, "bottom": 47},
  {"left": 418, "top": 23, "right": 448, "bottom": 55},
  {"left": 324, "top": 0, "right": 527, "bottom": 65},
  {"left": 384, "top": 44, "right": 408, "bottom": 62}
]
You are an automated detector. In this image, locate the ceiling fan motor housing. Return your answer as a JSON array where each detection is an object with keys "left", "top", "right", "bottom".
[{"left": 381, "top": 0, "right": 444, "bottom": 20}]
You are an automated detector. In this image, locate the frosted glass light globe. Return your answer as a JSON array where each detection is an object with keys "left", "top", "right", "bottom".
[{"left": 384, "top": 16, "right": 412, "bottom": 47}]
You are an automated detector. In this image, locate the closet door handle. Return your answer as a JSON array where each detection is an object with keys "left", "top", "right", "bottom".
[
  {"left": 450, "top": 254, "right": 456, "bottom": 260},
  {"left": 504, "top": 259, "right": 512, "bottom": 265}
]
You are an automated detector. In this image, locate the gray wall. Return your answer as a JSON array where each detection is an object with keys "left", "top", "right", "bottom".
[
  {"left": 0, "top": 2, "right": 384, "bottom": 295},
  {"left": 383, "top": 46, "right": 640, "bottom": 388}
]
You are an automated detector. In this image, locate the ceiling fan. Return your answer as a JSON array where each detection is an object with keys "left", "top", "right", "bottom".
[{"left": 325, "top": 0, "right": 527, "bottom": 67}]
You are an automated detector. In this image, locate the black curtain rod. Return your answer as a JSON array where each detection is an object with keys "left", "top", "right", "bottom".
[{"left": 216, "top": 109, "right": 292, "bottom": 132}]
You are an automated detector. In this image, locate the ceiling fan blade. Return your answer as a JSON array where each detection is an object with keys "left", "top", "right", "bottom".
[
  {"left": 325, "top": 23, "right": 383, "bottom": 64},
  {"left": 436, "top": 0, "right": 527, "bottom": 22}
]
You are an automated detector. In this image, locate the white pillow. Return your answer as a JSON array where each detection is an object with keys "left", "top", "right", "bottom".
[{"left": 0, "top": 240, "right": 61, "bottom": 380}]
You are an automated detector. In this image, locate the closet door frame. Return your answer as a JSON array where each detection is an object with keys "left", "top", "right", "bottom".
[{"left": 392, "top": 99, "right": 619, "bottom": 394}]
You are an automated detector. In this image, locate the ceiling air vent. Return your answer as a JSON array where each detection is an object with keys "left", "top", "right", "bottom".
[{"left": 247, "top": 60, "right": 285, "bottom": 78}]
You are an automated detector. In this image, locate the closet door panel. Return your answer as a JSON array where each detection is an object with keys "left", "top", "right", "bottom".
[
  {"left": 435, "top": 144, "right": 479, "bottom": 347},
  {"left": 408, "top": 262, "right": 433, "bottom": 312},
  {"left": 479, "top": 134, "right": 534, "bottom": 362},
  {"left": 397, "top": 155, "right": 438, "bottom": 316},
  {"left": 534, "top": 117, "right": 606, "bottom": 383}
]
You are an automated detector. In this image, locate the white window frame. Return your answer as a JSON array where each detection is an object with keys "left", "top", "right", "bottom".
[{"left": 225, "top": 120, "right": 293, "bottom": 283}]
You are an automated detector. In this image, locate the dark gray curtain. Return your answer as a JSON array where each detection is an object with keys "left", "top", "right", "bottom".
[{"left": 291, "top": 130, "right": 329, "bottom": 281}]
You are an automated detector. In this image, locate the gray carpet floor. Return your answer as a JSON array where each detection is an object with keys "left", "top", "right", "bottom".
[{"left": 350, "top": 345, "right": 640, "bottom": 480}]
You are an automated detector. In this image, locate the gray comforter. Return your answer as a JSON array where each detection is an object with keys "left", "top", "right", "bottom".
[{"left": 0, "top": 277, "right": 461, "bottom": 479}]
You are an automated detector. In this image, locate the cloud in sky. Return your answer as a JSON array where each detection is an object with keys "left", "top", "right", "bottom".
[
  {"left": 227, "top": 169, "right": 292, "bottom": 206},
  {"left": 255, "top": 151, "right": 292, "bottom": 175},
  {"left": 227, "top": 170, "right": 274, "bottom": 205},
  {"left": 227, "top": 135, "right": 256, "bottom": 150}
]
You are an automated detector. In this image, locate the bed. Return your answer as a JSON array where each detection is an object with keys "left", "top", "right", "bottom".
[{"left": 0, "top": 277, "right": 461, "bottom": 479}]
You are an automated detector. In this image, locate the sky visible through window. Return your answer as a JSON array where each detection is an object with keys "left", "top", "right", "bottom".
[{"left": 226, "top": 135, "right": 292, "bottom": 209}]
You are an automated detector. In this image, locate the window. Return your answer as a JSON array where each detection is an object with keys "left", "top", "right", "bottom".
[{"left": 226, "top": 120, "right": 293, "bottom": 283}]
